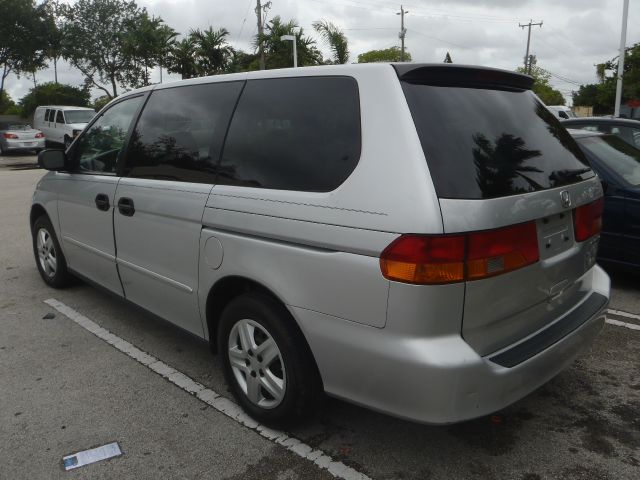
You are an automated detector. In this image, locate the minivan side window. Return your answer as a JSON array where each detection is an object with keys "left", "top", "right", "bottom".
[
  {"left": 71, "top": 96, "right": 143, "bottom": 174},
  {"left": 56, "top": 110, "right": 64, "bottom": 124},
  {"left": 45, "top": 109, "right": 52, "bottom": 122},
  {"left": 219, "top": 76, "right": 361, "bottom": 192},
  {"left": 124, "top": 82, "right": 243, "bottom": 183}
]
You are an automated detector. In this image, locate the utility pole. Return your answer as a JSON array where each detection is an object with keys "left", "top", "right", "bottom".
[
  {"left": 519, "top": 19, "right": 543, "bottom": 74},
  {"left": 396, "top": 5, "right": 408, "bottom": 62},
  {"left": 256, "top": 0, "right": 271, "bottom": 70},
  {"left": 614, "top": 0, "right": 629, "bottom": 117}
]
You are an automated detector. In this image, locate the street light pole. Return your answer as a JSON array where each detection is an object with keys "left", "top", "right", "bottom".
[
  {"left": 280, "top": 34, "right": 297, "bottom": 68},
  {"left": 614, "top": 0, "right": 629, "bottom": 117}
]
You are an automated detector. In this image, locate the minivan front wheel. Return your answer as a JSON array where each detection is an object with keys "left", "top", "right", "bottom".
[
  {"left": 32, "top": 216, "right": 72, "bottom": 288},
  {"left": 218, "top": 292, "right": 321, "bottom": 426}
]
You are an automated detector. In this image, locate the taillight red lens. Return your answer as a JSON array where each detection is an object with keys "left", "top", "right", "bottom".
[
  {"left": 380, "top": 235, "right": 465, "bottom": 284},
  {"left": 35, "top": 132, "right": 44, "bottom": 138},
  {"left": 574, "top": 198, "right": 604, "bottom": 242},
  {"left": 467, "top": 222, "right": 539, "bottom": 279},
  {"left": 380, "top": 221, "right": 540, "bottom": 284},
  {"left": 3, "top": 133, "right": 18, "bottom": 139}
]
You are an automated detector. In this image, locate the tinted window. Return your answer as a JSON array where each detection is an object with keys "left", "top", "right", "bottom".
[
  {"left": 219, "top": 77, "right": 361, "bottom": 192},
  {"left": 125, "top": 82, "right": 243, "bottom": 183},
  {"left": 72, "top": 96, "right": 143, "bottom": 173},
  {"left": 402, "top": 82, "right": 593, "bottom": 199},
  {"left": 45, "top": 109, "right": 51, "bottom": 122},
  {"left": 578, "top": 135, "right": 640, "bottom": 187},
  {"left": 56, "top": 110, "right": 64, "bottom": 123}
]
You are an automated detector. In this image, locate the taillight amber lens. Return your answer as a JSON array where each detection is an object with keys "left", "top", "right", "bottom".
[{"left": 573, "top": 198, "right": 604, "bottom": 242}]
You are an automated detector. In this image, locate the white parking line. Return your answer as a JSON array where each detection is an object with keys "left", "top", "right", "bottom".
[
  {"left": 606, "top": 318, "right": 640, "bottom": 331},
  {"left": 607, "top": 308, "right": 640, "bottom": 322},
  {"left": 44, "top": 298, "right": 371, "bottom": 480}
]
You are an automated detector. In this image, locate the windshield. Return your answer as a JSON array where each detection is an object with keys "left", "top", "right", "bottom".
[
  {"left": 5, "top": 124, "right": 32, "bottom": 130},
  {"left": 401, "top": 82, "right": 593, "bottom": 199},
  {"left": 65, "top": 110, "right": 95, "bottom": 124},
  {"left": 577, "top": 135, "right": 640, "bottom": 187}
]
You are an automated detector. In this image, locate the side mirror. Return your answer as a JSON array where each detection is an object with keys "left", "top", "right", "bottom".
[{"left": 38, "top": 149, "right": 66, "bottom": 171}]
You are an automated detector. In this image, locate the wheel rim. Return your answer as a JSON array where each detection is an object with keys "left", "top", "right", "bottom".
[
  {"left": 64, "top": 138, "right": 71, "bottom": 149},
  {"left": 36, "top": 228, "right": 57, "bottom": 278},
  {"left": 228, "top": 319, "right": 286, "bottom": 409}
]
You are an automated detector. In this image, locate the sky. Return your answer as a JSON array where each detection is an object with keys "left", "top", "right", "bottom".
[{"left": 5, "top": 0, "right": 640, "bottom": 106}]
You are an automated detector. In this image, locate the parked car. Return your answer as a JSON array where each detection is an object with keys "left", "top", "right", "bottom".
[
  {"left": 568, "top": 128, "right": 640, "bottom": 270},
  {"left": 31, "top": 64, "right": 610, "bottom": 426},
  {"left": 547, "top": 105, "right": 577, "bottom": 119},
  {"left": 562, "top": 117, "right": 640, "bottom": 150},
  {"left": 33, "top": 105, "right": 95, "bottom": 150},
  {"left": 0, "top": 122, "right": 45, "bottom": 155}
]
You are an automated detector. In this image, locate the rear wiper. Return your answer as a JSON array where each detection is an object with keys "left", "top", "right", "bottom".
[{"left": 549, "top": 168, "right": 593, "bottom": 183}]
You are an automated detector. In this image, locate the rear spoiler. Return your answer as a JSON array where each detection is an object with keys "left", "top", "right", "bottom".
[{"left": 393, "top": 64, "right": 534, "bottom": 91}]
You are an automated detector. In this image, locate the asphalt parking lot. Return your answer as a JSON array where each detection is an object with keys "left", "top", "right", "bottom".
[{"left": 1, "top": 153, "right": 639, "bottom": 480}]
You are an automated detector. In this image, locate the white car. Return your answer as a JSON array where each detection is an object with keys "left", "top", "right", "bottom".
[
  {"left": 547, "top": 105, "right": 577, "bottom": 119},
  {"left": 33, "top": 106, "right": 96, "bottom": 149}
]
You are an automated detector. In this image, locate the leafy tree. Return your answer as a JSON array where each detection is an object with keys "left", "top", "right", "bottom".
[
  {"left": 0, "top": 0, "right": 48, "bottom": 100},
  {"left": 357, "top": 46, "right": 411, "bottom": 63},
  {"left": 0, "top": 90, "right": 16, "bottom": 114},
  {"left": 19, "top": 82, "right": 91, "bottom": 118},
  {"left": 191, "top": 27, "right": 234, "bottom": 76},
  {"left": 123, "top": 12, "right": 177, "bottom": 86},
  {"left": 258, "top": 16, "right": 324, "bottom": 69},
  {"left": 167, "top": 37, "right": 199, "bottom": 79},
  {"left": 312, "top": 21, "right": 349, "bottom": 64},
  {"left": 225, "top": 50, "right": 260, "bottom": 73},
  {"left": 93, "top": 95, "right": 111, "bottom": 112},
  {"left": 62, "top": 0, "right": 149, "bottom": 98},
  {"left": 516, "top": 66, "right": 565, "bottom": 105}
]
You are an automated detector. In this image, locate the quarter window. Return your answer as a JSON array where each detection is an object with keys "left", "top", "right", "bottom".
[
  {"left": 72, "top": 96, "right": 143, "bottom": 174},
  {"left": 124, "top": 82, "right": 243, "bottom": 183},
  {"left": 219, "top": 76, "right": 361, "bottom": 192},
  {"left": 56, "top": 110, "right": 64, "bottom": 124}
]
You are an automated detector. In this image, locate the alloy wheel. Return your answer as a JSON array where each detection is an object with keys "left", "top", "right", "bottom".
[
  {"left": 36, "top": 228, "right": 57, "bottom": 278},
  {"left": 228, "top": 319, "right": 286, "bottom": 409}
]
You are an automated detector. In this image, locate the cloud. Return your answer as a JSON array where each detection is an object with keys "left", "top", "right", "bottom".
[{"left": 4, "top": 0, "right": 639, "bottom": 105}]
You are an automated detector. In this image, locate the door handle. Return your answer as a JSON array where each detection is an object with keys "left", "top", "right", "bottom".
[
  {"left": 95, "top": 193, "right": 110, "bottom": 211},
  {"left": 118, "top": 197, "right": 135, "bottom": 216}
]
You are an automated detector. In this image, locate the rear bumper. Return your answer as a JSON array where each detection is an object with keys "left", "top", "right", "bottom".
[
  {"left": 293, "top": 264, "right": 609, "bottom": 424},
  {"left": 2, "top": 139, "right": 45, "bottom": 151}
]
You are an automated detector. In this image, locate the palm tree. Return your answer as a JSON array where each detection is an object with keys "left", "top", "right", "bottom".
[
  {"left": 258, "top": 16, "right": 323, "bottom": 69},
  {"left": 312, "top": 20, "right": 349, "bottom": 64},
  {"left": 167, "top": 37, "right": 198, "bottom": 79},
  {"left": 191, "top": 27, "right": 233, "bottom": 76}
]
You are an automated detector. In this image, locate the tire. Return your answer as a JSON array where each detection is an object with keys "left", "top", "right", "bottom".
[
  {"left": 218, "top": 292, "right": 322, "bottom": 426},
  {"left": 32, "top": 215, "right": 72, "bottom": 288},
  {"left": 64, "top": 136, "right": 72, "bottom": 150},
  {"left": 0, "top": 143, "right": 4, "bottom": 156}
]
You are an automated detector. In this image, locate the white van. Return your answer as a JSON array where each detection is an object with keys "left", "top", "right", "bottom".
[
  {"left": 34, "top": 106, "right": 96, "bottom": 149},
  {"left": 547, "top": 105, "right": 577, "bottom": 120}
]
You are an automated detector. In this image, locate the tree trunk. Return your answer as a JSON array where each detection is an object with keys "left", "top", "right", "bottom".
[
  {"left": 0, "top": 64, "right": 6, "bottom": 101},
  {"left": 32, "top": 71, "right": 37, "bottom": 88},
  {"left": 160, "top": 65, "right": 163, "bottom": 83},
  {"left": 54, "top": 57, "right": 58, "bottom": 83},
  {"left": 110, "top": 75, "right": 118, "bottom": 98}
]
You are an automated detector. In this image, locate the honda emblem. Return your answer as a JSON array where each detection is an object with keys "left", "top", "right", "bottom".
[{"left": 560, "top": 190, "right": 572, "bottom": 209}]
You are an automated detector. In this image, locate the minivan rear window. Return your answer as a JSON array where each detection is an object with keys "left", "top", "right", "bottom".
[{"left": 401, "top": 82, "right": 593, "bottom": 199}]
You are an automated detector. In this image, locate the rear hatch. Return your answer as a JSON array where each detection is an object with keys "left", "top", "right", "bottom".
[{"left": 396, "top": 65, "right": 604, "bottom": 356}]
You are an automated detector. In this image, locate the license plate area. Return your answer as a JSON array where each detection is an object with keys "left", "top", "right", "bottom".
[{"left": 537, "top": 212, "right": 574, "bottom": 260}]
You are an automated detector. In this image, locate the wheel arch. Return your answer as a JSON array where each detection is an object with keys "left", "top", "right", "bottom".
[
  {"left": 30, "top": 203, "right": 50, "bottom": 231},
  {"left": 205, "top": 276, "right": 318, "bottom": 370}
]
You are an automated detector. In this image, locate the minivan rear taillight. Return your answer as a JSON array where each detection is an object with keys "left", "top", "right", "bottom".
[
  {"left": 573, "top": 198, "right": 603, "bottom": 242},
  {"left": 380, "top": 221, "right": 539, "bottom": 284}
]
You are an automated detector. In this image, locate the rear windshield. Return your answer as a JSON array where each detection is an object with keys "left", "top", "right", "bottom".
[
  {"left": 577, "top": 135, "right": 640, "bottom": 187},
  {"left": 1, "top": 124, "right": 31, "bottom": 130},
  {"left": 402, "top": 82, "right": 593, "bottom": 199},
  {"left": 65, "top": 110, "right": 95, "bottom": 124}
]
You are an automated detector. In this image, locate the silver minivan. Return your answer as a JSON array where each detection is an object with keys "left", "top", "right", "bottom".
[{"left": 32, "top": 64, "right": 610, "bottom": 426}]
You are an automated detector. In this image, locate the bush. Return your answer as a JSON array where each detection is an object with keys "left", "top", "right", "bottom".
[
  {"left": 0, "top": 90, "right": 17, "bottom": 114},
  {"left": 19, "top": 82, "right": 91, "bottom": 118}
]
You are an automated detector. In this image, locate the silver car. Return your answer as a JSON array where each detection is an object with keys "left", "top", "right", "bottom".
[
  {"left": 0, "top": 122, "right": 45, "bottom": 155},
  {"left": 31, "top": 64, "right": 610, "bottom": 426}
]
